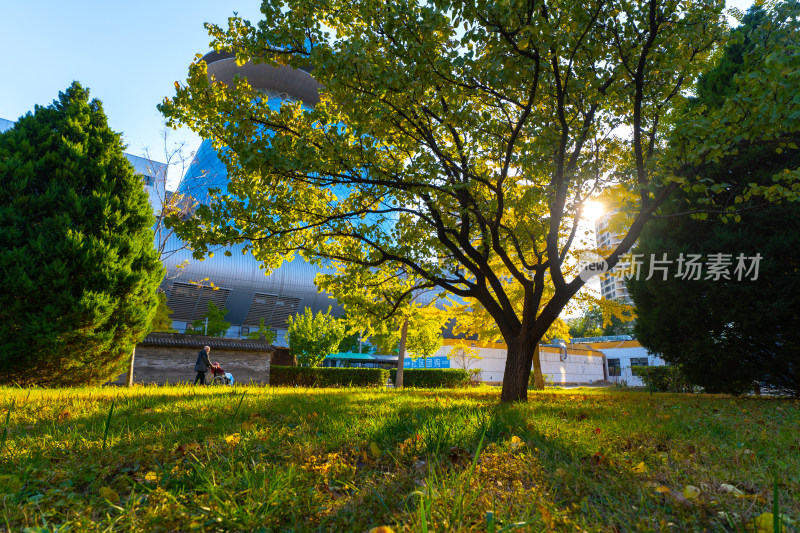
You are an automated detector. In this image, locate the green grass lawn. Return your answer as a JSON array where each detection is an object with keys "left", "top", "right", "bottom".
[{"left": 1, "top": 386, "right": 798, "bottom": 532}]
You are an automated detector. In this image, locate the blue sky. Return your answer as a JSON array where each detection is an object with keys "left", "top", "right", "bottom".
[
  {"left": 1, "top": 0, "right": 755, "bottom": 165},
  {"left": 0, "top": 1, "right": 264, "bottom": 161}
]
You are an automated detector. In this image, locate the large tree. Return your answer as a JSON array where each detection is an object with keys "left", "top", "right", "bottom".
[
  {"left": 0, "top": 83, "right": 164, "bottom": 386},
  {"left": 161, "top": 0, "right": 800, "bottom": 401},
  {"left": 628, "top": 5, "right": 800, "bottom": 395}
]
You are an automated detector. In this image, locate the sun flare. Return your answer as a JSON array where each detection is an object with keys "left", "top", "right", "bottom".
[{"left": 582, "top": 201, "right": 605, "bottom": 222}]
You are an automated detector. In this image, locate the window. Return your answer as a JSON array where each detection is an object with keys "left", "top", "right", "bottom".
[
  {"left": 241, "top": 326, "right": 250, "bottom": 336},
  {"left": 608, "top": 358, "right": 621, "bottom": 377},
  {"left": 630, "top": 357, "right": 649, "bottom": 367}
]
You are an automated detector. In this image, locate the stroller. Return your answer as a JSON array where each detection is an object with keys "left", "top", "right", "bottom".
[{"left": 208, "top": 362, "right": 234, "bottom": 386}]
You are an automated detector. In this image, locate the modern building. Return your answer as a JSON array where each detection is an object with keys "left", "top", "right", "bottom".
[
  {"left": 572, "top": 336, "right": 666, "bottom": 387},
  {"left": 157, "top": 51, "right": 341, "bottom": 344},
  {"left": 595, "top": 212, "right": 633, "bottom": 302}
]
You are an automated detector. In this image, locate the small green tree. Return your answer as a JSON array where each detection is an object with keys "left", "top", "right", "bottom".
[
  {"left": 187, "top": 301, "right": 231, "bottom": 337},
  {"left": 447, "top": 342, "right": 483, "bottom": 372},
  {"left": 286, "top": 307, "right": 346, "bottom": 367},
  {"left": 0, "top": 82, "right": 164, "bottom": 386},
  {"left": 149, "top": 293, "right": 178, "bottom": 333},
  {"left": 245, "top": 318, "right": 277, "bottom": 344}
]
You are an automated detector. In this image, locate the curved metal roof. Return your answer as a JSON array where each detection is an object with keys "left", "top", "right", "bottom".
[{"left": 203, "top": 51, "right": 320, "bottom": 105}]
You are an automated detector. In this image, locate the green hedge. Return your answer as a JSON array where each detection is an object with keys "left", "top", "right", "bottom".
[
  {"left": 270, "top": 366, "right": 389, "bottom": 387},
  {"left": 632, "top": 365, "right": 691, "bottom": 392},
  {"left": 389, "top": 368, "right": 471, "bottom": 388}
]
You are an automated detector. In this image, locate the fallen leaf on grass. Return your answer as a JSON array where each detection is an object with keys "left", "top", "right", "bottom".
[
  {"left": 448, "top": 446, "right": 473, "bottom": 465},
  {"left": 720, "top": 483, "right": 744, "bottom": 495},
  {"left": 580, "top": 453, "right": 608, "bottom": 467},
  {"left": 370, "top": 442, "right": 381, "bottom": 458},
  {"left": 367, "top": 527, "right": 395, "bottom": 533},
  {"left": 509, "top": 436, "right": 525, "bottom": 450},
  {"left": 176, "top": 442, "right": 200, "bottom": 455},
  {"left": 99, "top": 486, "right": 120, "bottom": 504},
  {"left": 654, "top": 485, "right": 670, "bottom": 494},
  {"left": 593, "top": 428, "right": 601, "bottom": 435},
  {"left": 683, "top": 485, "right": 700, "bottom": 500},
  {"left": 144, "top": 471, "right": 158, "bottom": 483},
  {"left": 225, "top": 433, "right": 241, "bottom": 446},
  {"left": 749, "top": 512, "right": 777, "bottom": 533},
  {"left": 538, "top": 504, "right": 555, "bottom": 531},
  {"left": 632, "top": 462, "right": 648, "bottom": 474}
]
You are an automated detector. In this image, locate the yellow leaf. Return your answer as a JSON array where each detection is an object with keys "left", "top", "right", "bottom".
[
  {"left": 99, "top": 486, "right": 120, "bottom": 504},
  {"left": 683, "top": 485, "right": 700, "bottom": 500},
  {"left": 510, "top": 435, "right": 525, "bottom": 450},
  {"left": 225, "top": 433, "right": 241, "bottom": 445},
  {"left": 144, "top": 471, "right": 158, "bottom": 483},
  {"left": 370, "top": 442, "right": 381, "bottom": 458},
  {"left": 753, "top": 512, "right": 775, "bottom": 533},
  {"left": 633, "top": 461, "right": 648, "bottom": 474},
  {"left": 654, "top": 485, "right": 670, "bottom": 494},
  {"left": 538, "top": 504, "right": 554, "bottom": 530},
  {"left": 368, "top": 528, "right": 395, "bottom": 533}
]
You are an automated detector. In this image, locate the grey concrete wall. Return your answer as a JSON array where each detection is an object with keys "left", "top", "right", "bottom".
[{"left": 113, "top": 346, "right": 272, "bottom": 385}]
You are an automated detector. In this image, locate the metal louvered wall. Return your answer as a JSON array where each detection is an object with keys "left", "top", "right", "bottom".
[
  {"left": 243, "top": 293, "right": 303, "bottom": 328},
  {"left": 167, "top": 282, "right": 232, "bottom": 322}
]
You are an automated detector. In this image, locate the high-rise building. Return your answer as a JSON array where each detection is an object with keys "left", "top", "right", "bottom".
[{"left": 595, "top": 212, "right": 632, "bottom": 302}]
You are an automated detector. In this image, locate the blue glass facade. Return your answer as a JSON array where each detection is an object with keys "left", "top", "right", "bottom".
[{"left": 160, "top": 55, "right": 341, "bottom": 341}]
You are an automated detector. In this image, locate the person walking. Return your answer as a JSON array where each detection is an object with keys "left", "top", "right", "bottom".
[{"left": 194, "top": 345, "right": 212, "bottom": 385}]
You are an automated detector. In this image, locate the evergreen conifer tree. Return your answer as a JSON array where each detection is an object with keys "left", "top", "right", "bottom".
[
  {"left": 628, "top": 7, "right": 800, "bottom": 395},
  {"left": 0, "top": 82, "right": 164, "bottom": 386}
]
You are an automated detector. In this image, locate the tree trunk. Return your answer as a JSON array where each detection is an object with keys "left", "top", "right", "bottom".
[
  {"left": 500, "top": 335, "right": 540, "bottom": 402},
  {"left": 531, "top": 345, "right": 544, "bottom": 390},
  {"left": 394, "top": 317, "right": 409, "bottom": 389},
  {"left": 125, "top": 347, "right": 136, "bottom": 387}
]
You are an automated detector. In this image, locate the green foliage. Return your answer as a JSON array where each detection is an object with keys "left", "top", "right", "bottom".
[
  {"left": 630, "top": 6, "right": 800, "bottom": 395},
  {"left": 337, "top": 331, "right": 372, "bottom": 354},
  {"left": 447, "top": 342, "right": 483, "bottom": 371},
  {"left": 528, "top": 369, "right": 554, "bottom": 389},
  {"left": 0, "top": 82, "right": 163, "bottom": 386},
  {"left": 187, "top": 301, "right": 231, "bottom": 337},
  {"left": 388, "top": 369, "right": 470, "bottom": 388},
  {"left": 631, "top": 366, "right": 692, "bottom": 393},
  {"left": 568, "top": 304, "right": 634, "bottom": 339},
  {"left": 371, "top": 307, "right": 446, "bottom": 360},
  {"left": 245, "top": 318, "right": 277, "bottom": 344},
  {"left": 269, "top": 366, "right": 388, "bottom": 387},
  {"left": 286, "top": 307, "right": 346, "bottom": 367},
  {"left": 149, "top": 293, "right": 178, "bottom": 333},
  {"left": 161, "top": 0, "right": 797, "bottom": 401}
]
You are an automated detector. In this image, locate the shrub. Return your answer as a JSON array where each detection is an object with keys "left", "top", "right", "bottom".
[
  {"left": 286, "top": 307, "right": 346, "bottom": 367},
  {"left": 389, "top": 369, "right": 470, "bottom": 388},
  {"left": 632, "top": 365, "right": 691, "bottom": 392},
  {"left": 529, "top": 371, "right": 554, "bottom": 388},
  {"left": 270, "top": 366, "right": 388, "bottom": 387}
]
